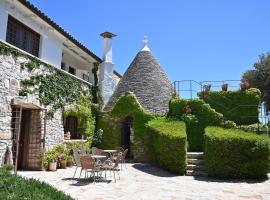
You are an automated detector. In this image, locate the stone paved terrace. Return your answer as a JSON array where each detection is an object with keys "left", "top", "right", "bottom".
[{"left": 18, "top": 163, "right": 270, "bottom": 200}]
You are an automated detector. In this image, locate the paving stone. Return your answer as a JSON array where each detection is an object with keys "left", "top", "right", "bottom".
[{"left": 18, "top": 163, "right": 270, "bottom": 200}]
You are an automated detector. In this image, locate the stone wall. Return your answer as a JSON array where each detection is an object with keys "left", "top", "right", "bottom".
[{"left": 0, "top": 43, "right": 90, "bottom": 166}]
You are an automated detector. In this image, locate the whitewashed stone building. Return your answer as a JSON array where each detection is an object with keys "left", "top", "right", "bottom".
[{"left": 0, "top": 0, "right": 120, "bottom": 170}]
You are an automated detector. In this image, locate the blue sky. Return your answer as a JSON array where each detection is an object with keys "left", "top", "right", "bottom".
[{"left": 30, "top": 0, "right": 270, "bottom": 83}]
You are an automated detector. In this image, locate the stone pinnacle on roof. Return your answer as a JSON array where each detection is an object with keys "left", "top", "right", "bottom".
[
  {"left": 104, "top": 37, "right": 173, "bottom": 114},
  {"left": 141, "top": 36, "right": 151, "bottom": 52}
]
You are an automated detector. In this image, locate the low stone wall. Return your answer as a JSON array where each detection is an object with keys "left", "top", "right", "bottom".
[{"left": 0, "top": 42, "right": 90, "bottom": 165}]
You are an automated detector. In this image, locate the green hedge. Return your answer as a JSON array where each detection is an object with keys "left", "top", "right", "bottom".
[
  {"left": 147, "top": 118, "right": 187, "bottom": 173},
  {"left": 168, "top": 98, "right": 223, "bottom": 151},
  {"left": 198, "top": 88, "right": 261, "bottom": 125},
  {"left": 97, "top": 92, "right": 153, "bottom": 160},
  {"left": 205, "top": 126, "right": 270, "bottom": 179},
  {"left": 0, "top": 171, "right": 73, "bottom": 200}
]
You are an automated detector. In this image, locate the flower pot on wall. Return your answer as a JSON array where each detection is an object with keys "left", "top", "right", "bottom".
[
  {"left": 64, "top": 132, "right": 71, "bottom": 140},
  {"left": 49, "top": 162, "right": 57, "bottom": 171}
]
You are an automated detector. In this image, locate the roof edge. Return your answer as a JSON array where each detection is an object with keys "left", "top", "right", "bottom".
[{"left": 17, "top": 0, "right": 121, "bottom": 77}]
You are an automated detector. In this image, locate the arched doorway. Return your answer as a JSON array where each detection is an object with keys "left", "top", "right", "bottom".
[{"left": 121, "top": 116, "right": 133, "bottom": 158}]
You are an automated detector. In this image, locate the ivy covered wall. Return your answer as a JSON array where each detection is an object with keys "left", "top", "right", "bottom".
[
  {"left": 198, "top": 88, "right": 261, "bottom": 125},
  {"left": 0, "top": 41, "right": 94, "bottom": 156},
  {"left": 97, "top": 92, "right": 154, "bottom": 161},
  {"left": 64, "top": 96, "right": 95, "bottom": 143}
]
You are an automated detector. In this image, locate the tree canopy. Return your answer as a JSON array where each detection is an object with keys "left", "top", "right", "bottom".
[{"left": 242, "top": 52, "right": 270, "bottom": 113}]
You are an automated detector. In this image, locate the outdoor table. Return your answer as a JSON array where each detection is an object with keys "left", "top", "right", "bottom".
[
  {"left": 104, "top": 150, "right": 118, "bottom": 159},
  {"left": 90, "top": 155, "right": 107, "bottom": 167},
  {"left": 91, "top": 155, "right": 106, "bottom": 160}
]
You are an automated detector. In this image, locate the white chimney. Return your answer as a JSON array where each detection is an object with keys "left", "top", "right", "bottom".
[{"left": 99, "top": 31, "right": 117, "bottom": 106}]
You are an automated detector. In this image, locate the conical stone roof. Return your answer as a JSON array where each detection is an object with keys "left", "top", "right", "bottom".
[{"left": 105, "top": 48, "right": 173, "bottom": 114}]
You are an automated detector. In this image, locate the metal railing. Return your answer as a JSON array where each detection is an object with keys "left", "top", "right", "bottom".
[{"left": 172, "top": 80, "right": 270, "bottom": 133}]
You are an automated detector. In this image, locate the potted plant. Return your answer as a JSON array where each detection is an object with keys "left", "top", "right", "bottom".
[
  {"left": 221, "top": 83, "right": 228, "bottom": 91},
  {"left": 203, "top": 84, "right": 211, "bottom": 93},
  {"left": 58, "top": 153, "right": 67, "bottom": 169},
  {"left": 66, "top": 155, "right": 73, "bottom": 167},
  {"left": 64, "top": 131, "right": 71, "bottom": 140},
  {"left": 240, "top": 81, "right": 250, "bottom": 91},
  {"left": 47, "top": 152, "right": 57, "bottom": 171}
]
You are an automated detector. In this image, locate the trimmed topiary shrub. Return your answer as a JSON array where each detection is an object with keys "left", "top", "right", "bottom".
[
  {"left": 198, "top": 88, "right": 261, "bottom": 125},
  {"left": 146, "top": 117, "right": 187, "bottom": 173},
  {"left": 0, "top": 171, "right": 73, "bottom": 200},
  {"left": 97, "top": 92, "right": 154, "bottom": 160},
  {"left": 168, "top": 98, "right": 223, "bottom": 151},
  {"left": 205, "top": 126, "right": 270, "bottom": 179}
]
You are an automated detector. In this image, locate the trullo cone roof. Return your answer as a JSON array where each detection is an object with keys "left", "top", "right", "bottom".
[{"left": 104, "top": 48, "right": 173, "bottom": 114}]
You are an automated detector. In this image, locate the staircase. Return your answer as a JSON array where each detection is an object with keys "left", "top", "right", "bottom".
[{"left": 186, "top": 152, "right": 206, "bottom": 176}]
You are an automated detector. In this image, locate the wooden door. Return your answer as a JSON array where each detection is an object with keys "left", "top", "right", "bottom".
[
  {"left": 18, "top": 110, "right": 31, "bottom": 169},
  {"left": 27, "top": 109, "right": 43, "bottom": 170}
]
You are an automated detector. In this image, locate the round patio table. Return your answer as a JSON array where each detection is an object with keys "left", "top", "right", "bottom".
[
  {"left": 104, "top": 150, "right": 118, "bottom": 159},
  {"left": 91, "top": 155, "right": 106, "bottom": 159}
]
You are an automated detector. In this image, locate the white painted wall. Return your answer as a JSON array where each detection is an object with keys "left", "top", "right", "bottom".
[
  {"left": 0, "top": 2, "right": 8, "bottom": 41},
  {"left": 0, "top": 0, "right": 62, "bottom": 68},
  {"left": 40, "top": 36, "right": 62, "bottom": 68}
]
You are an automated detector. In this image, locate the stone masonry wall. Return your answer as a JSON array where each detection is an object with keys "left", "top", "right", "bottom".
[
  {"left": 0, "top": 44, "right": 90, "bottom": 166},
  {"left": 0, "top": 53, "right": 64, "bottom": 165}
]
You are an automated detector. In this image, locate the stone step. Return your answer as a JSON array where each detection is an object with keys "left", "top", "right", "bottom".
[
  {"left": 187, "top": 152, "right": 204, "bottom": 159},
  {"left": 186, "top": 164, "right": 205, "bottom": 171},
  {"left": 186, "top": 170, "right": 207, "bottom": 177},
  {"left": 187, "top": 158, "right": 204, "bottom": 165}
]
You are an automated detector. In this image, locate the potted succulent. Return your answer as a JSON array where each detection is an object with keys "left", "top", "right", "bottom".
[
  {"left": 221, "top": 83, "right": 228, "bottom": 91},
  {"left": 58, "top": 153, "right": 67, "bottom": 169},
  {"left": 66, "top": 155, "right": 73, "bottom": 167}
]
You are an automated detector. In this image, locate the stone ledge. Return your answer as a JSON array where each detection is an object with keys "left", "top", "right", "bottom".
[{"left": 64, "top": 139, "right": 87, "bottom": 143}]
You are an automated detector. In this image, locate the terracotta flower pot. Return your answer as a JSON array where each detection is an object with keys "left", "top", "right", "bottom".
[
  {"left": 49, "top": 162, "right": 57, "bottom": 171},
  {"left": 60, "top": 160, "right": 67, "bottom": 169},
  {"left": 67, "top": 160, "right": 73, "bottom": 167}
]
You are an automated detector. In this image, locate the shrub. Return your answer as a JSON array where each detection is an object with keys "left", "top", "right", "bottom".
[
  {"left": 205, "top": 126, "right": 270, "bottom": 179},
  {"left": 0, "top": 171, "right": 73, "bottom": 200},
  {"left": 97, "top": 92, "right": 153, "bottom": 160},
  {"left": 147, "top": 117, "right": 187, "bottom": 173},
  {"left": 168, "top": 98, "right": 223, "bottom": 151},
  {"left": 198, "top": 88, "right": 261, "bottom": 125},
  {"left": 237, "top": 123, "right": 269, "bottom": 134}
]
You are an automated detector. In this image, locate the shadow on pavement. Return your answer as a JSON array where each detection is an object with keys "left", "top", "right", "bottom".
[
  {"left": 62, "top": 177, "right": 112, "bottom": 185},
  {"left": 193, "top": 174, "right": 269, "bottom": 184},
  {"left": 132, "top": 163, "right": 180, "bottom": 177}
]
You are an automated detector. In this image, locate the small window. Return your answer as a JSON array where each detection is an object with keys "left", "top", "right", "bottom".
[
  {"left": 69, "top": 66, "right": 76, "bottom": 75},
  {"left": 6, "top": 16, "right": 40, "bottom": 57},
  {"left": 83, "top": 73, "right": 90, "bottom": 82},
  {"left": 61, "top": 62, "right": 66, "bottom": 70}
]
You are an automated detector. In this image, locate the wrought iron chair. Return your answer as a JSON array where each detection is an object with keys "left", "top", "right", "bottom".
[
  {"left": 79, "top": 156, "right": 100, "bottom": 184},
  {"left": 121, "top": 149, "right": 128, "bottom": 169},
  {"left": 101, "top": 154, "right": 121, "bottom": 182},
  {"left": 72, "top": 149, "right": 81, "bottom": 178}
]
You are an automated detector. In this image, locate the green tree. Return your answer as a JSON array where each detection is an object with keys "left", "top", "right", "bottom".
[{"left": 242, "top": 52, "right": 270, "bottom": 113}]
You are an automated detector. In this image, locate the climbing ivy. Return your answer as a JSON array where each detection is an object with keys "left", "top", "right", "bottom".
[
  {"left": 64, "top": 95, "right": 95, "bottom": 142},
  {"left": 21, "top": 70, "right": 91, "bottom": 118},
  {"left": 0, "top": 41, "right": 94, "bottom": 118},
  {"left": 91, "top": 62, "right": 99, "bottom": 104}
]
